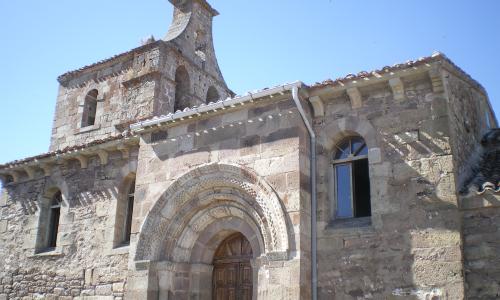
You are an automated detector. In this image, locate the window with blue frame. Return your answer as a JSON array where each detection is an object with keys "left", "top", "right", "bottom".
[{"left": 332, "top": 136, "right": 371, "bottom": 219}]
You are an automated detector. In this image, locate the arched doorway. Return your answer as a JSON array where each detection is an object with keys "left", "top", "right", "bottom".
[{"left": 212, "top": 232, "right": 253, "bottom": 300}]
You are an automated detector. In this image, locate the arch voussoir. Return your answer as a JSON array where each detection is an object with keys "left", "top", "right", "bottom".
[{"left": 134, "top": 163, "right": 291, "bottom": 263}]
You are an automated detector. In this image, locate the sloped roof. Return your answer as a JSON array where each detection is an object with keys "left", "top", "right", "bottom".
[
  {"left": 57, "top": 40, "right": 162, "bottom": 85},
  {"left": 0, "top": 132, "right": 134, "bottom": 169},
  {"left": 310, "top": 52, "right": 486, "bottom": 94}
]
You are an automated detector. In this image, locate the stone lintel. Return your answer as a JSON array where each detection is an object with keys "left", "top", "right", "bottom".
[
  {"left": 388, "top": 77, "right": 405, "bottom": 101},
  {"left": 346, "top": 87, "right": 363, "bottom": 109},
  {"left": 309, "top": 95, "right": 325, "bottom": 117}
]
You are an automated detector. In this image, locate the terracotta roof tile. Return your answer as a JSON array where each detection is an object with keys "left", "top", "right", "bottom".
[
  {"left": 57, "top": 40, "right": 163, "bottom": 85},
  {"left": 310, "top": 52, "right": 486, "bottom": 93},
  {"left": 461, "top": 129, "right": 500, "bottom": 195},
  {"left": 0, "top": 131, "right": 134, "bottom": 169}
]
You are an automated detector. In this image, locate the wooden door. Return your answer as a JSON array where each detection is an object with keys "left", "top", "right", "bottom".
[{"left": 213, "top": 233, "right": 253, "bottom": 300}]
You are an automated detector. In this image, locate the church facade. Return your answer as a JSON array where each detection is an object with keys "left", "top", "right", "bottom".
[{"left": 1, "top": 1, "right": 499, "bottom": 299}]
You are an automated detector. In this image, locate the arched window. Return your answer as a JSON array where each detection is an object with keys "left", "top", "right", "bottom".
[
  {"left": 36, "top": 190, "right": 62, "bottom": 253},
  {"left": 47, "top": 191, "right": 62, "bottom": 248},
  {"left": 123, "top": 180, "right": 135, "bottom": 244},
  {"left": 114, "top": 177, "right": 135, "bottom": 247},
  {"left": 332, "top": 136, "right": 371, "bottom": 219},
  {"left": 81, "top": 89, "right": 98, "bottom": 127},
  {"left": 206, "top": 86, "right": 219, "bottom": 103},
  {"left": 174, "top": 66, "right": 191, "bottom": 112}
]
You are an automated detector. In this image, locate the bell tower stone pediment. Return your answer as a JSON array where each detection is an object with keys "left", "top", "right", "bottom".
[{"left": 164, "top": 0, "right": 224, "bottom": 81}]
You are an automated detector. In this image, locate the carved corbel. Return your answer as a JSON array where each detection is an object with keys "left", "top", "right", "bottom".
[
  {"left": 346, "top": 87, "right": 363, "bottom": 109},
  {"left": 40, "top": 163, "right": 54, "bottom": 177},
  {"left": 309, "top": 96, "right": 325, "bottom": 117},
  {"left": 54, "top": 155, "right": 69, "bottom": 169},
  {"left": 389, "top": 77, "right": 405, "bottom": 101},
  {"left": 97, "top": 150, "right": 109, "bottom": 165},
  {"left": 117, "top": 145, "right": 130, "bottom": 160},
  {"left": 23, "top": 166, "right": 36, "bottom": 180},
  {"left": 75, "top": 155, "right": 89, "bottom": 169},
  {"left": 429, "top": 66, "right": 444, "bottom": 93}
]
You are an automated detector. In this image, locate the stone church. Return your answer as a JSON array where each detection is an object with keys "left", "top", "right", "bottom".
[{"left": 1, "top": 0, "right": 499, "bottom": 299}]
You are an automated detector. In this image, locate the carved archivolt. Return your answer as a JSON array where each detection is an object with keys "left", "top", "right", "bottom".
[{"left": 135, "top": 163, "right": 290, "bottom": 262}]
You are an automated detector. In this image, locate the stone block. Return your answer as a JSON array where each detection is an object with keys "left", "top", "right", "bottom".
[
  {"left": 0, "top": 189, "right": 7, "bottom": 206},
  {"left": 0, "top": 220, "right": 7, "bottom": 233},
  {"left": 394, "top": 130, "right": 419, "bottom": 144},
  {"left": 53, "top": 287, "right": 65, "bottom": 295},
  {"left": 84, "top": 269, "right": 93, "bottom": 286},
  {"left": 368, "top": 147, "right": 382, "bottom": 164},
  {"left": 95, "top": 284, "right": 112, "bottom": 296},
  {"left": 112, "top": 282, "right": 125, "bottom": 292},
  {"left": 74, "top": 297, "right": 114, "bottom": 300},
  {"left": 410, "top": 229, "right": 461, "bottom": 248},
  {"left": 95, "top": 202, "right": 108, "bottom": 217},
  {"left": 81, "top": 289, "right": 95, "bottom": 296}
]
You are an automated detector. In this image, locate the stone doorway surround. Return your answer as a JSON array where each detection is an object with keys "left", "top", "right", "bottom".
[{"left": 126, "top": 163, "right": 300, "bottom": 299}]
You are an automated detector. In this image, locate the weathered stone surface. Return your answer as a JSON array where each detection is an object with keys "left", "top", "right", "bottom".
[{"left": 0, "top": 1, "right": 497, "bottom": 300}]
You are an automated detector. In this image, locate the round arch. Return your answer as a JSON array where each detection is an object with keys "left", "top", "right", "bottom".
[
  {"left": 134, "top": 163, "right": 292, "bottom": 263},
  {"left": 320, "top": 116, "right": 378, "bottom": 152}
]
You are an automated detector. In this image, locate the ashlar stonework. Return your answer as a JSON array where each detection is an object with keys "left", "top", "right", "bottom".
[{"left": 0, "top": 0, "right": 499, "bottom": 299}]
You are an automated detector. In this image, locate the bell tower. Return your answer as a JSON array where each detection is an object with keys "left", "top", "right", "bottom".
[
  {"left": 49, "top": 0, "right": 232, "bottom": 151},
  {"left": 164, "top": 0, "right": 227, "bottom": 84},
  {"left": 153, "top": 0, "right": 232, "bottom": 114}
]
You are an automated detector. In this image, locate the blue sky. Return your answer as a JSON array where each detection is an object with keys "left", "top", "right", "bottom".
[{"left": 0, "top": 0, "right": 499, "bottom": 165}]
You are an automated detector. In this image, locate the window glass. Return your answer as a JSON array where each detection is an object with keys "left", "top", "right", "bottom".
[
  {"left": 332, "top": 136, "right": 371, "bottom": 220},
  {"left": 335, "top": 140, "right": 351, "bottom": 159},
  {"left": 335, "top": 164, "right": 353, "bottom": 218}
]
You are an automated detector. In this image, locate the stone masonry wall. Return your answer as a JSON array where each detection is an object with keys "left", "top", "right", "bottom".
[
  {"left": 50, "top": 45, "right": 161, "bottom": 152},
  {"left": 0, "top": 149, "right": 138, "bottom": 300},
  {"left": 461, "top": 193, "right": 500, "bottom": 299},
  {"left": 445, "top": 71, "right": 500, "bottom": 298},
  {"left": 314, "top": 71, "right": 464, "bottom": 298},
  {"left": 444, "top": 71, "right": 494, "bottom": 182},
  {"left": 155, "top": 46, "right": 232, "bottom": 116},
  {"left": 50, "top": 42, "right": 231, "bottom": 153},
  {"left": 129, "top": 95, "right": 311, "bottom": 299}
]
